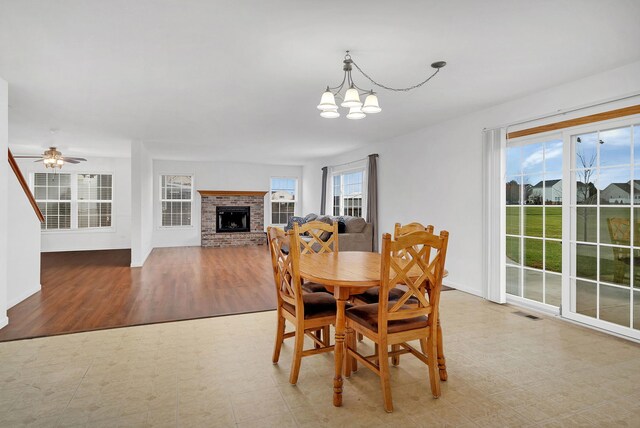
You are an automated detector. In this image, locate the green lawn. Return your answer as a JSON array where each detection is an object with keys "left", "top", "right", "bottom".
[
  {"left": 507, "top": 205, "right": 640, "bottom": 285},
  {"left": 506, "top": 206, "right": 561, "bottom": 272}
]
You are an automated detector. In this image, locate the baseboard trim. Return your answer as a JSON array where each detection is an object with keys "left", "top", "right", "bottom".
[
  {"left": 131, "top": 247, "right": 153, "bottom": 268},
  {"left": 443, "top": 280, "right": 482, "bottom": 298},
  {"left": 8, "top": 283, "right": 41, "bottom": 309}
]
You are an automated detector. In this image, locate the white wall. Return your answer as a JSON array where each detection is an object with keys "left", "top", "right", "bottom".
[
  {"left": 303, "top": 60, "right": 640, "bottom": 298},
  {"left": 153, "top": 160, "right": 303, "bottom": 248},
  {"left": 0, "top": 77, "right": 8, "bottom": 328},
  {"left": 14, "top": 156, "right": 132, "bottom": 252},
  {"left": 7, "top": 169, "right": 41, "bottom": 308},
  {"left": 131, "top": 141, "right": 153, "bottom": 266}
]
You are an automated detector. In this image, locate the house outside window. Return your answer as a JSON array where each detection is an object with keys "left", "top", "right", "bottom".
[
  {"left": 332, "top": 169, "right": 365, "bottom": 217},
  {"left": 160, "top": 175, "right": 193, "bottom": 227},
  {"left": 271, "top": 177, "right": 297, "bottom": 225}
]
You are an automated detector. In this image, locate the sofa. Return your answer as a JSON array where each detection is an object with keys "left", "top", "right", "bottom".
[{"left": 285, "top": 213, "right": 373, "bottom": 252}]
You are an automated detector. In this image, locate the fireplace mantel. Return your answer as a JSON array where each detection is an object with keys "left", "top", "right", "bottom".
[{"left": 197, "top": 190, "right": 268, "bottom": 197}]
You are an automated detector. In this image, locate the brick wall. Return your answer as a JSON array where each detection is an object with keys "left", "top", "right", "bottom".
[{"left": 201, "top": 195, "right": 266, "bottom": 247}]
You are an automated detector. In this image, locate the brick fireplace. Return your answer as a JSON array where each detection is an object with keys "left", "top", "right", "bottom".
[{"left": 198, "top": 190, "right": 267, "bottom": 247}]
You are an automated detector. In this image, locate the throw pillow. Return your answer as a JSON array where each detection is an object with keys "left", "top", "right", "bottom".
[
  {"left": 304, "top": 213, "right": 318, "bottom": 222},
  {"left": 337, "top": 221, "right": 346, "bottom": 233},
  {"left": 344, "top": 217, "right": 367, "bottom": 233},
  {"left": 284, "top": 216, "right": 306, "bottom": 232}
]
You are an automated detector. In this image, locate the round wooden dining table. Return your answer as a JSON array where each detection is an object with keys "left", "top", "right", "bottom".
[
  {"left": 298, "top": 251, "right": 448, "bottom": 407},
  {"left": 298, "top": 251, "right": 380, "bottom": 407}
]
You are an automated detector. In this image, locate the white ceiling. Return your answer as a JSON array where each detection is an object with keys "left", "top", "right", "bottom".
[{"left": 1, "top": 1, "right": 639, "bottom": 163}]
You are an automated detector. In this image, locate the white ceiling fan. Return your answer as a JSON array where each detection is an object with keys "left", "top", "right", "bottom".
[{"left": 14, "top": 146, "right": 87, "bottom": 169}]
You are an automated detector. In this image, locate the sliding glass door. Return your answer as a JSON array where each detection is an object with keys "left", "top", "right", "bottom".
[
  {"left": 567, "top": 119, "right": 640, "bottom": 338},
  {"left": 505, "top": 138, "right": 563, "bottom": 310},
  {"left": 505, "top": 116, "right": 640, "bottom": 340}
]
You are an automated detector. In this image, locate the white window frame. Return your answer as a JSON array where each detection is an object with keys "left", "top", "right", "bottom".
[
  {"left": 77, "top": 173, "right": 114, "bottom": 229},
  {"left": 270, "top": 176, "right": 298, "bottom": 226},
  {"left": 32, "top": 171, "right": 115, "bottom": 233},
  {"left": 33, "top": 172, "right": 73, "bottom": 231},
  {"left": 159, "top": 174, "right": 194, "bottom": 228},
  {"left": 504, "top": 131, "right": 564, "bottom": 315},
  {"left": 329, "top": 162, "right": 368, "bottom": 219},
  {"left": 504, "top": 114, "right": 640, "bottom": 341}
]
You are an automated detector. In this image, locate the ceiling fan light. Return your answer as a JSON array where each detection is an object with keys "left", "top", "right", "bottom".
[
  {"left": 362, "top": 93, "right": 382, "bottom": 114},
  {"left": 341, "top": 87, "right": 362, "bottom": 108},
  {"left": 346, "top": 106, "right": 366, "bottom": 120},
  {"left": 320, "top": 108, "right": 340, "bottom": 119},
  {"left": 317, "top": 90, "right": 338, "bottom": 111}
]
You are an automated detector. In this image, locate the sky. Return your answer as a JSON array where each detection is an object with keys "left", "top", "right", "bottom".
[{"left": 506, "top": 124, "right": 640, "bottom": 190}]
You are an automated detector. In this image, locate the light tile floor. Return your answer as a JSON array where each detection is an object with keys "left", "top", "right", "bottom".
[{"left": 1, "top": 291, "right": 639, "bottom": 427}]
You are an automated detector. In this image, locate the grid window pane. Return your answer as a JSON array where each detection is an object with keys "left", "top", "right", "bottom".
[
  {"left": 270, "top": 178, "right": 297, "bottom": 225},
  {"left": 505, "top": 138, "right": 563, "bottom": 308},
  {"left": 161, "top": 175, "right": 193, "bottom": 226},
  {"left": 33, "top": 172, "right": 71, "bottom": 230},
  {"left": 332, "top": 170, "right": 364, "bottom": 220}
]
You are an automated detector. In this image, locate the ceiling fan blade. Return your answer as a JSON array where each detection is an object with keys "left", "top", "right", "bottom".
[
  {"left": 63, "top": 159, "right": 81, "bottom": 164},
  {"left": 34, "top": 159, "right": 44, "bottom": 163},
  {"left": 62, "top": 157, "right": 87, "bottom": 161},
  {"left": 13, "top": 155, "right": 44, "bottom": 159}
]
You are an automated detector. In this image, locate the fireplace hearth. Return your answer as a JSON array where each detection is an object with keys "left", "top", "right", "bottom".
[{"left": 216, "top": 206, "right": 250, "bottom": 233}]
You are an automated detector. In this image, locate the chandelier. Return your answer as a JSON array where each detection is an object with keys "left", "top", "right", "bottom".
[{"left": 317, "top": 51, "right": 446, "bottom": 120}]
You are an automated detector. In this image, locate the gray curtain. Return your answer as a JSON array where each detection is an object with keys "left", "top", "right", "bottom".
[
  {"left": 320, "top": 166, "right": 328, "bottom": 215},
  {"left": 366, "top": 154, "right": 379, "bottom": 251}
]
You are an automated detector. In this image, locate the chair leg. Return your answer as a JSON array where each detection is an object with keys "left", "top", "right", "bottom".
[
  {"left": 391, "top": 344, "right": 400, "bottom": 366},
  {"left": 322, "top": 326, "right": 330, "bottom": 346},
  {"left": 357, "top": 332, "right": 363, "bottom": 342},
  {"left": 378, "top": 345, "right": 394, "bottom": 413},
  {"left": 314, "top": 329, "right": 321, "bottom": 349},
  {"left": 272, "top": 312, "right": 286, "bottom": 364},
  {"left": 345, "top": 327, "right": 353, "bottom": 378},
  {"left": 373, "top": 343, "right": 379, "bottom": 365},
  {"left": 437, "top": 319, "right": 447, "bottom": 381},
  {"left": 427, "top": 331, "right": 441, "bottom": 398},
  {"left": 289, "top": 328, "right": 305, "bottom": 385}
]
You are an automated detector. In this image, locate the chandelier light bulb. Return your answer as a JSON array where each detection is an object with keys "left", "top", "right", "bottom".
[
  {"left": 317, "top": 89, "right": 338, "bottom": 111},
  {"left": 341, "top": 86, "right": 362, "bottom": 108},
  {"left": 320, "top": 108, "right": 340, "bottom": 119},
  {"left": 362, "top": 93, "right": 382, "bottom": 114},
  {"left": 346, "top": 106, "right": 366, "bottom": 120}
]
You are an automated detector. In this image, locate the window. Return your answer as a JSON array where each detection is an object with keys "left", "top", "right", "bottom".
[
  {"left": 161, "top": 175, "right": 193, "bottom": 227},
  {"left": 332, "top": 170, "right": 364, "bottom": 217},
  {"left": 34, "top": 173, "right": 72, "bottom": 230},
  {"left": 505, "top": 139, "right": 563, "bottom": 308},
  {"left": 78, "top": 174, "right": 112, "bottom": 228},
  {"left": 271, "top": 177, "right": 297, "bottom": 225}
]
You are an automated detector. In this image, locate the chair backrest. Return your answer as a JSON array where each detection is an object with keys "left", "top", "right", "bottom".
[
  {"left": 378, "top": 230, "right": 449, "bottom": 335},
  {"left": 607, "top": 217, "right": 631, "bottom": 247},
  {"left": 267, "top": 226, "right": 304, "bottom": 310},
  {"left": 393, "top": 222, "right": 434, "bottom": 260},
  {"left": 293, "top": 220, "right": 339, "bottom": 254}
]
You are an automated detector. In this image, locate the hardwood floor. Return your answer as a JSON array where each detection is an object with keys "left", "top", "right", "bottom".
[{"left": 0, "top": 246, "right": 276, "bottom": 341}]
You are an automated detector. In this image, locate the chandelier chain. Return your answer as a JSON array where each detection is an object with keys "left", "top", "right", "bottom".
[{"left": 350, "top": 60, "right": 441, "bottom": 92}]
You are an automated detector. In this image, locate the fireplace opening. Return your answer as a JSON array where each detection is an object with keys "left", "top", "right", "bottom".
[{"left": 216, "top": 206, "right": 250, "bottom": 233}]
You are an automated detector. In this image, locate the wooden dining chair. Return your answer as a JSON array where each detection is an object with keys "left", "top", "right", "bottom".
[
  {"left": 267, "top": 227, "right": 337, "bottom": 385},
  {"left": 292, "top": 220, "right": 339, "bottom": 293},
  {"left": 607, "top": 217, "right": 633, "bottom": 284},
  {"left": 394, "top": 222, "right": 447, "bottom": 381},
  {"left": 344, "top": 230, "right": 449, "bottom": 412}
]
